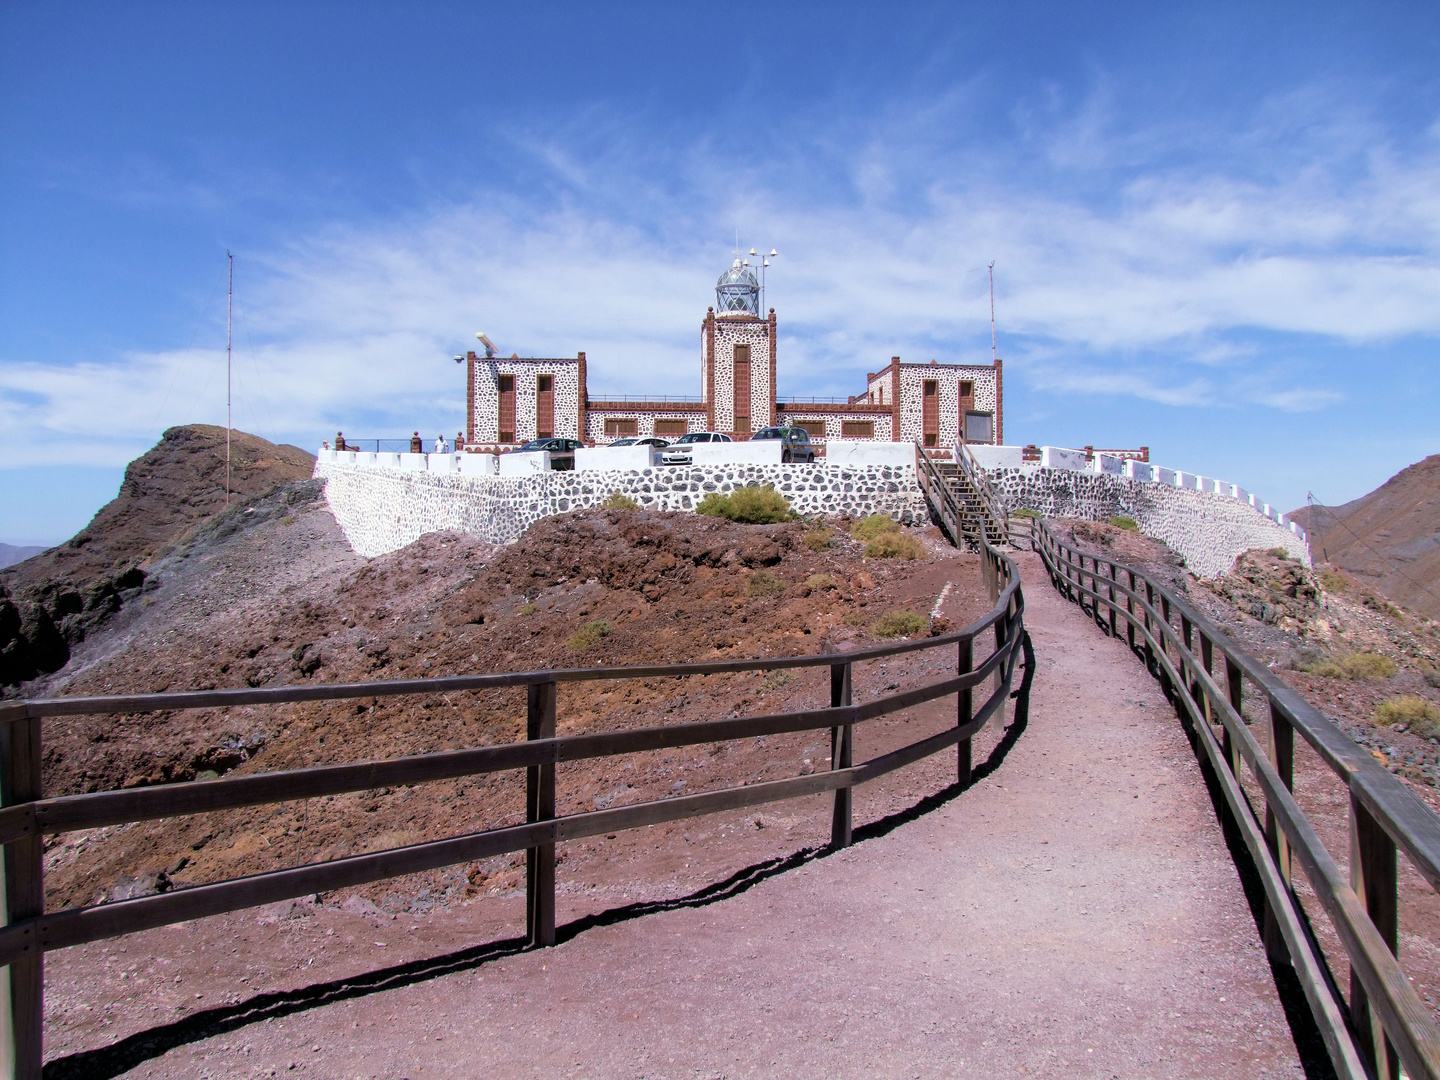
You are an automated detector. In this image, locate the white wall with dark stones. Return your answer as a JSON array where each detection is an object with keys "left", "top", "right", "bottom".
[
  {"left": 989, "top": 465, "right": 1311, "bottom": 577},
  {"left": 315, "top": 459, "right": 928, "bottom": 557}
]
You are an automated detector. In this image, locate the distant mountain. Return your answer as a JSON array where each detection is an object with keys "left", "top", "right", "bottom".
[
  {"left": 0, "top": 544, "right": 46, "bottom": 570},
  {"left": 1, "top": 425, "right": 315, "bottom": 686},
  {"left": 1289, "top": 453, "right": 1440, "bottom": 620}
]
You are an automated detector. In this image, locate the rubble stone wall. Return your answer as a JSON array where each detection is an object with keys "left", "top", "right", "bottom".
[
  {"left": 990, "top": 465, "right": 1311, "bottom": 577},
  {"left": 315, "top": 459, "right": 928, "bottom": 557}
]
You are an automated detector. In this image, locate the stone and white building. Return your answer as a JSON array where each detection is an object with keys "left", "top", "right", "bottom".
[{"left": 464, "top": 258, "right": 1002, "bottom": 449}]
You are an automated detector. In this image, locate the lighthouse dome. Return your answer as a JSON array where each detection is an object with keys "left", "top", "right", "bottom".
[{"left": 715, "top": 258, "right": 760, "bottom": 315}]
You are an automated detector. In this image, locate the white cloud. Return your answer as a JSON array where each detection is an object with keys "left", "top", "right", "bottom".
[{"left": 4, "top": 91, "right": 1439, "bottom": 467}]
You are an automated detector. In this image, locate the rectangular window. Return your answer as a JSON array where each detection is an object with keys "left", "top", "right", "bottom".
[
  {"left": 965, "top": 411, "right": 994, "bottom": 444},
  {"left": 922, "top": 379, "right": 939, "bottom": 447},
  {"left": 960, "top": 380, "right": 974, "bottom": 398},
  {"left": 733, "top": 344, "right": 751, "bottom": 435},
  {"left": 498, "top": 374, "right": 516, "bottom": 443},
  {"left": 655, "top": 418, "right": 687, "bottom": 435},
  {"left": 794, "top": 420, "right": 825, "bottom": 437},
  {"left": 536, "top": 374, "right": 555, "bottom": 439},
  {"left": 841, "top": 420, "right": 874, "bottom": 438},
  {"left": 604, "top": 417, "right": 637, "bottom": 436}
]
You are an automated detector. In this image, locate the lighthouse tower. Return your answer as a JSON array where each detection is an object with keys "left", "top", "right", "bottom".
[{"left": 701, "top": 258, "right": 776, "bottom": 436}]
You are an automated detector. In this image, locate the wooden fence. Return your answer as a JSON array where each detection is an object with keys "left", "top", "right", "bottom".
[
  {"left": 1033, "top": 517, "right": 1440, "bottom": 1080},
  {"left": 0, "top": 521, "right": 1024, "bottom": 1078}
]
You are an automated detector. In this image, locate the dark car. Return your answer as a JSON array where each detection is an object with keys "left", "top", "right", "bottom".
[
  {"left": 512, "top": 437, "right": 583, "bottom": 470},
  {"left": 751, "top": 426, "right": 818, "bottom": 463},
  {"left": 610, "top": 436, "right": 670, "bottom": 448}
]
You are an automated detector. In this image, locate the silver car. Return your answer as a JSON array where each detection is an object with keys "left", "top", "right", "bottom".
[{"left": 661, "top": 431, "right": 733, "bottom": 464}]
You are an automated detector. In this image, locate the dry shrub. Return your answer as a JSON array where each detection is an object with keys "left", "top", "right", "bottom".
[
  {"left": 601, "top": 492, "right": 639, "bottom": 511},
  {"left": 865, "top": 531, "right": 926, "bottom": 560},
  {"left": 1108, "top": 515, "right": 1139, "bottom": 532},
  {"left": 517, "top": 603, "right": 538, "bottom": 616},
  {"left": 842, "top": 610, "right": 869, "bottom": 628},
  {"left": 1319, "top": 569, "right": 1348, "bottom": 593},
  {"left": 696, "top": 485, "right": 793, "bottom": 524},
  {"left": 745, "top": 569, "right": 786, "bottom": 597},
  {"left": 1374, "top": 696, "right": 1440, "bottom": 737},
  {"left": 1011, "top": 508, "right": 1039, "bottom": 520},
  {"left": 803, "top": 527, "right": 835, "bottom": 551},
  {"left": 759, "top": 669, "right": 792, "bottom": 693},
  {"left": 804, "top": 573, "right": 836, "bottom": 592},
  {"left": 1304, "top": 651, "right": 1397, "bottom": 680},
  {"left": 873, "top": 609, "right": 927, "bottom": 639},
  {"left": 567, "top": 620, "right": 610, "bottom": 650},
  {"left": 852, "top": 514, "right": 899, "bottom": 542}
]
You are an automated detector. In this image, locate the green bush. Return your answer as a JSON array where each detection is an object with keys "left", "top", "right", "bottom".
[
  {"left": 852, "top": 513, "right": 899, "bottom": 542},
  {"left": 873, "top": 609, "right": 927, "bottom": 639},
  {"left": 1108, "top": 515, "right": 1139, "bottom": 532},
  {"left": 804, "top": 573, "right": 835, "bottom": 592},
  {"left": 518, "top": 603, "right": 538, "bottom": 616},
  {"left": 842, "top": 610, "right": 869, "bottom": 628},
  {"left": 695, "top": 484, "right": 793, "bottom": 524},
  {"left": 745, "top": 569, "right": 786, "bottom": 597},
  {"left": 1374, "top": 696, "right": 1440, "bottom": 737},
  {"left": 567, "top": 620, "right": 611, "bottom": 650},
  {"left": 601, "top": 492, "right": 640, "bottom": 510},
  {"left": 803, "top": 527, "right": 835, "bottom": 551},
  {"left": 1303, "top": 651, "right": 1397, "bottom": 680},
  {"left": 1010, "top": 508, "right": 1040, "bottom": 520},
  {"left": 865, "top": 531, "right": 926, "bottom": 560}
]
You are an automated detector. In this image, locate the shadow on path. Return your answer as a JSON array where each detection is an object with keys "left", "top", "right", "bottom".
[{"left": 44, "top": 634, "right": 1036, "bottom": 1079}]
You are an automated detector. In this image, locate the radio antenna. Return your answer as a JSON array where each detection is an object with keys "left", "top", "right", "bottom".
[
  {"left": 988, "top": 261, "right": 998, "bottom": 364},
  {"left": 226, "top": 250, "right": 233, "bottom": 507}
]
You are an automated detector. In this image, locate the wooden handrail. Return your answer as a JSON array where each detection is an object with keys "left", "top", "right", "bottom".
[
  {"left": 1032, "top": 517, "right": 1440, "bottom": 1080},
  {"left": 0, "top": 520, "right": 1028, "bottom": 1077}
]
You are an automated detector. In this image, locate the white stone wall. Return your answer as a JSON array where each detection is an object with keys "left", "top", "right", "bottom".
[
  {"left": 896, "top": 365, "right": 997, "bottom": 445},
  {"left": 315, "top": 458, "right": 928, "bottom": 557},
  {"left": 584, "top": 410, "right": 707, "bottom": 443},
  {"left": 710, "top": 317, "right": 772, "bottom": 432},
  {"left": 990, "top": 465, "right": 1311, "bottom": 577},
  {"left": 775, "top": 412, "right": 893, "bottom": 442},
  {"left": 471, "top": 358, "right": 581, "bottom": 443}
]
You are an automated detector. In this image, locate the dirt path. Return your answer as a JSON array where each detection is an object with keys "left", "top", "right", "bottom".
[{"left": 51, "top": 552, "right": 1312, "bottom": 1078}]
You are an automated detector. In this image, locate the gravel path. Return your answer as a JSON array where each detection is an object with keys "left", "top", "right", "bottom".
[{"left": 72, "top": 552, "right": 1311, "bottom": 1078}]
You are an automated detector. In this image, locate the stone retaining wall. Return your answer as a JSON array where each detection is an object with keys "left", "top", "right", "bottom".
[
  {"left": 315, "top": 460, "right": 928, "bottom": 558},
  {"left": 990, "top": 465, "right": 1311, "bottom": 577}
]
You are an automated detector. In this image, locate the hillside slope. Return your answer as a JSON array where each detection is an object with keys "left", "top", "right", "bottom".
[
  {"left": 1289, "top": 453, "right": 1440, "bottom": 620},
  {"left": 0, "top": 425, "right": 314, "bottom": 686}
]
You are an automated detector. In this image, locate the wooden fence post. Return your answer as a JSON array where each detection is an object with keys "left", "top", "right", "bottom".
[
  {"left": 830, "top": 663, "right": 853, "bottom": 849},
  {"left": 0, "top": 714, "right": 43, "bottom": 1080},
  {"left": 1198, "top": 632, "right": 1214, "bottom": 727},
  {"left": 1350, "top": 794, "right": 1399, "bottom": 1080},
  {"left": 1264, "top": 702, "right": 1294, "bottom": 964},
  {"left": 1224, "top": 657, "right": 1244, "bottom": 779},
  {"left": 1125, "top": 570, "right": 1137, "bottom": 653},
  {"left": 1143, "top": 581, "right": 1157, "bottom": 675},
  {"left": 957, "top": 637, "right": 974, "bottom": 786},
  {"left": 526, "top": 681, "right": 557, "bottom": 948},
  {"left": 1108, "top": 563, "right": 1119, "bottom": 639}
]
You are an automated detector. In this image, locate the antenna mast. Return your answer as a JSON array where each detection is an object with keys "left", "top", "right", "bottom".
[
  {"left": 226, "top": 250, "right": 233, "bottom": 507},
  {"left": 988, "top": 261, "right": 998, "bottom": 364}
]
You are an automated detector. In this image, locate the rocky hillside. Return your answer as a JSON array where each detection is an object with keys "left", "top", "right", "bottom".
[
  {"left": 0, "top": 426, "right": 314, "bottom": 687},
  {"left": 1289, "top": 453, "right": 1440, "bottom": 620}
]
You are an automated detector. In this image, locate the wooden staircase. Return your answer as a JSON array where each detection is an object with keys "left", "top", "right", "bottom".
[{"left": 916, "top": 447, "right": 1009, "bottom": 551}]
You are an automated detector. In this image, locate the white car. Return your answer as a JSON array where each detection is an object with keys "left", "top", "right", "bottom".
[{"left": 661, "top": 431, "right": 733, "bottom": 464}]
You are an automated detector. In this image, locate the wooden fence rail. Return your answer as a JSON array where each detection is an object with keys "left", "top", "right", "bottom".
[
  {"left": 0, "top": 523, "right": 1025, "bottom": 1078},
  {"left": 1033, "top": 517, "right": 1440, "bottom": 1080}
]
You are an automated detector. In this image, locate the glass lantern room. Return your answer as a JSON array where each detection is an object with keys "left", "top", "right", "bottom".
[{"left": 715, "top": 258, "right": 760, "bottom": 315}]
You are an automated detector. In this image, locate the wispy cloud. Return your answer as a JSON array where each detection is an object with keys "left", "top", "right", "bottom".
[{"left": 3, "top": 85, "right": 1437, "bottom": 467}]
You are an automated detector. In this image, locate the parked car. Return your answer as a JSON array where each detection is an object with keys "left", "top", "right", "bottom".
[
  {"left": 610, "top": 436, "right": 670, "bottom": 448},
  {"left": 511, "top": 437, "right": 584, "bottom": 470},
  {"left": 661, "top": 431, "right": 733, "bottom": 464},
  {"left": 751, "top": 426, "right": 818, "bottom": 463}
]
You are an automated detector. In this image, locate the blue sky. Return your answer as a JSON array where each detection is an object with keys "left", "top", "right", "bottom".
[{"left": 3, "top": 2, "right": 1439, "bottom": 545}]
